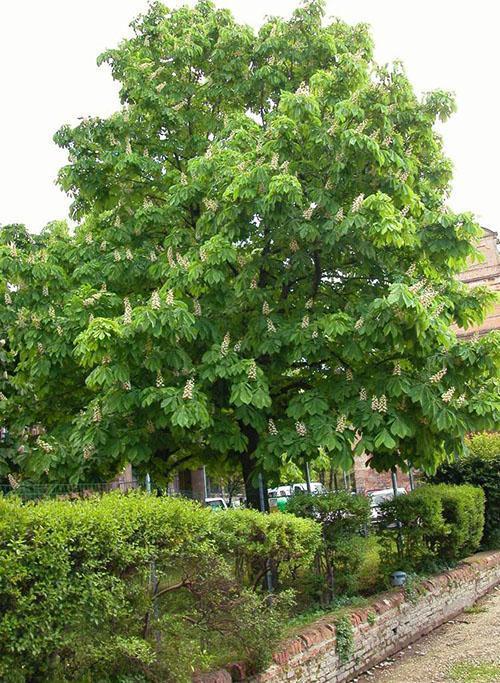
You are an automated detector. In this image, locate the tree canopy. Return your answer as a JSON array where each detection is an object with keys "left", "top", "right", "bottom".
[{"left": 1, "top": 0, "right": 498, "bottom": 503}]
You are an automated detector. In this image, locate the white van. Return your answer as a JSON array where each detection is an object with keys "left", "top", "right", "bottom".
[{"left": 368, "top": 487, "right": 406, "bottom": 519}]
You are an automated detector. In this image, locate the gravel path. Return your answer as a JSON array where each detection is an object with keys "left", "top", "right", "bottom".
[{"left": 357, "top": 585, "right": 500, "bottom": 683}]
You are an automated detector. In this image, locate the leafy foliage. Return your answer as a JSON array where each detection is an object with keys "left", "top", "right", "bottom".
[
  {"left": 427, "top": 443, "right": 500, "bottom": 548},
  {"left": 378, "top": 484, "right": 485, "bottom": 572},
  {"left": 0, "top": 1, "right": 498, "bottom": 496},
  {"left": 286, "top": 491, "right": 371, "bottom": 602},
  {"left": 465, "top": 432, "right": 500, "bottom": 460},
  {"left": 0, "top": 492, "right": 315, "bottom": 681},
  {"left": 335, "top": 614, "right": 355, "bottom": 664}
]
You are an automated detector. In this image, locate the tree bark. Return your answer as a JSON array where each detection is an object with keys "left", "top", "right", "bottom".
[{"left": 239, "top": 426, "right": 269, "bottom": 511}]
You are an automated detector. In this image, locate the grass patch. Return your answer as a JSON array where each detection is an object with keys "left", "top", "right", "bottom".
[
  {"left": 449, "top": 662, "right": 500, "bottom": 682},
  {"left": 463, "top": 605, "right": 488, "bottom": 615},
  {"left": 284, "top": 595, "right": 369, "bottom": 635},
  {"left": 358, "top": 535, "right": 382, "bottom": 594}
]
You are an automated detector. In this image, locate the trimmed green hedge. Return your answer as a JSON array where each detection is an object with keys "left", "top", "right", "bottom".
[
  {"left": 428, "top": 443, "right": 500, "bottom": 548},
  {"left": 0, "top": 492, "right": 319, "bottom": 682},
  {"left": 378, "top": 484, "right": 485, "bottom": 572}
]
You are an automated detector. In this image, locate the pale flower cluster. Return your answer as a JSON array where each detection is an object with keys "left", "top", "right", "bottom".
[
  {"left": 359, "top": 387, "right": 367, "bottom": 401},
  {"left": 166, "top": 290, "right": 174, "bottom": 305},
  {"left": 37, "top": 438, "right": 53, "bottom": 453},
  {"left": 354, "top": 317, "right": 364, "bottom": 330},
  {"left": 295, "top": 421, "right": 307, "bottom": 436},
  {"left": 351, "top": 194, "right": 365, "bottom": 213},
  {"left": 303, "top": 203, "right": 316, "bottom": 221},
  {"left": 176, "top": 252, "right": 189, "bottom": 269},
  {"left": 301, "top": 315, "right": 309, "bottom": 329},
  {"left": 194, "top": 300, "right": 202, "bottom": 316},
  {"left": 393, "top": 362, "right": 401, "bottom": 376},
  {"left": 262, "top": 301, "right": 270, "bottom": 315},
  {"left": 268, "top": 419, "right": 278, "bottom": 436},
  {"left": 346, "top": 368, "right": 353, "bottom": 381},
  {"left": 406, "top": 263, "right": 417, "bottom": 277},
  {"left": 182, "top": 378, "right": 195, "bottom": 400},
  {"left": 336, "top": 414, "right": 347, "bottom": 433},
  {"left": 419, "top": 287, "right": 436, "bottom": 308},
  {"left": 335, "top": 207, "right": 344, "bottom": 222},
  {"left": 371, "top": 395, "right": 387, "bottom": 413},
  {"left": 203, "top": 198, "right": 219, "bottom": 212},
  {"left": 247, "top": 361, "right": 257, "bottom": 381},
  {"left": 441, "top": 387, "right": 455, "bottom": 403},
  {"left": 151, "top": 290, "right": 161, "bottom": 310},
  {"left": 290, "top": 239, "right": 299, "bottom": 253},
  {"left": 429, "top": 368, "right": 448, "bottom": 384},
  {"left": 123, "top": 298, "right": 132, "bottom": 324},
  {"left": 92, "top": 405, "right": 102, "bottom": 423},
  {"left": 221, "top": 332, "right": 231, "bottom": 357},
  {"left": 156, "top": 371, "right": 164, "bottom": 388},
  {"left": 8, "top": 473, "right": 20, "bottom": 489},
  {"left": 295, "top": 82, "right": 310, "bottom": 96},
  {"left": 267, "top": 318, "right": 277, "bottom": 333},
  {"left": 83, "top": 446, "right": 94, "bottom": 461}
]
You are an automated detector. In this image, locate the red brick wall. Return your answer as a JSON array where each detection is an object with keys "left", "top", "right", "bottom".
[
  {"left": 194, "top": 551, "right": 500, "bottom": 683},
  {"left": 353, "top": 453, "right": 411, "bottom": 493}
]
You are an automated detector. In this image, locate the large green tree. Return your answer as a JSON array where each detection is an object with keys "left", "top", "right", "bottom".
[{"left": 1, "top": 0, "right": 498, "bottom": 505}]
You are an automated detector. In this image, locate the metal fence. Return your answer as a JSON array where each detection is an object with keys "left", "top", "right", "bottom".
[{"left": 0, "top": 480, "right": 206, "bottom": 502}]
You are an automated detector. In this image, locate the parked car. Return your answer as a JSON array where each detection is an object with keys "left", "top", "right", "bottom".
[
  {"left": 368, "top": 487, "right": 406, "bottom": 520},
  {"left": 268, "top": 482, "right": 327, "bottom": 511},
  {"left": 204, "top": 497, "right": 228, "bottom": 510}
]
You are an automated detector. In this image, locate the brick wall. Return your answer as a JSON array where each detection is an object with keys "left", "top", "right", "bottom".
[
  {"left": 194, "top": 550, "right": 500, "bottom": 683},
  {"left": 353, "top": 454, "right": 411, "bottom": 493}
]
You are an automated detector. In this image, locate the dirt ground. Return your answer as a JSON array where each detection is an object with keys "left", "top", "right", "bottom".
[{"left": 356, "top": 585, "right": 500, "bottom": 683}]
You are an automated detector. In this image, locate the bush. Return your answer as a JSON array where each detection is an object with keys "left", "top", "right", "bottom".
[
  {"left": 212, "top": 507, "right": 321, "bottom": 590},
  {"left": 0, "top": 492, "right": 317, "bottom": 682},
  {"left": 428, "top": 444, "right": 500, "bottom": 548},
  {"left": 286, "top": 491, "right": 371, "bottom": 604},
  {"left": 378, "top": 484, "right": 485, "bottom": 573},
  {"left": 466, "top": 432, "right": 500, "bottom": 460}
]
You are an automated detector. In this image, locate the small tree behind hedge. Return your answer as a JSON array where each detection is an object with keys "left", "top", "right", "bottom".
[
  {"left": 378, "top": 484, "right": 485, "bottom": 573},
  {"left": 286, "top": 491, "right": 371, "bottom": 604}
]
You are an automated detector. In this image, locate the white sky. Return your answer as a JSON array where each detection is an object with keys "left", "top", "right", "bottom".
[{"left": 1, "top": 0, "right": 498, "bottom": 234}]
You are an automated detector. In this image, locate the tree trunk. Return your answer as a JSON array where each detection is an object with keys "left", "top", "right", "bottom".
[{"left": 240, "top": 426, "right": 269, "bottom": 511}]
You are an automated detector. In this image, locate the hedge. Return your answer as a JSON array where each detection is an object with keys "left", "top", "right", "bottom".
[
  {"left": 0, "top": 492, "right": 319, "bottom": 682},
  {"left": 378, "top": 484, "right": 485, "bottom": 572},
  {"left": 428, "top": 444, "right": 500, "bottom": 548}
]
